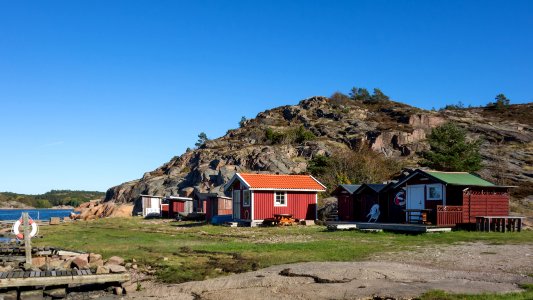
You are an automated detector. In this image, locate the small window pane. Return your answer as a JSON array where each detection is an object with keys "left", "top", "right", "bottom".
[
  {"left": 275, "top": 192, "right": 286, "bottom": 205},
  {"left": 243, "top": 191, "right": 251, "bottom": 206}
]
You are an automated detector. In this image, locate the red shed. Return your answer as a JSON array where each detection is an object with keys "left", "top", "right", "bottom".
[
  {"left": 193, "top": 192, "right": 233, "bottom": 222},
  {"left": 166, "top": 196, "right": 193, "bottom": 219},
  {"left": 225, "top": 173, "right": 326, "bottom": 226},
  {"left": 394, "top": 169, "right": 513, "bottom": 226},
  {"left": 331, "top": 184, "right": 361, "bottom": 221}
]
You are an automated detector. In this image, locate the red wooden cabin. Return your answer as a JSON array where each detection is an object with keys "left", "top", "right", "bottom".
[
  {"left": 225, "top": 173, "right": 326, "bottom": 226},
  {"left": 392, "top": 169, "right": 512, "bottom": 226},
  {"left": 331, "top": 184, "right": 361, "bottom": 221},
  {"left": 166, "top": 196, "right": 193, "bottom": 219},
  {"left": 193, "top": 192, "right": 233, "bottom": 222}
]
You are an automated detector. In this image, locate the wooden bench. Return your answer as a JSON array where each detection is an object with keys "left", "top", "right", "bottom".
[{"left": 404, "top": 209, "right": 432, "bottom": 224}]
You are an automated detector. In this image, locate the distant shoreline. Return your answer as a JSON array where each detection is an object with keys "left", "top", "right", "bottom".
[{"left": 0, "top": 207, "right": 74, "bottom": 210}]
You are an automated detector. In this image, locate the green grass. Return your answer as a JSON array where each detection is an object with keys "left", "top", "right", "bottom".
[
  {"left": 421, "top": 284, "right": 533, "bottom": 300},
  {"left": 34, "top": 218, "right": 533, "bottom": 285}
]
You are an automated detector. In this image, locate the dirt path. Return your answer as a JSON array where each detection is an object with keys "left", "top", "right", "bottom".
[{"left": 129, "top": 243, "right": 533, "bottom": 300}]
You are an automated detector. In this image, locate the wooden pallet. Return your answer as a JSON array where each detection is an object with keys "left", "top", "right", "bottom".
[
  {"left": 0, "top": 269, "right": 92, "bottom": 279},
  {"left": 0, "top": 271, "right": 129, "bottom": 288}
]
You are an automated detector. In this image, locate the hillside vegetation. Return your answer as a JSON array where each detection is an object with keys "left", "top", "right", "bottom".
[{"left": 0, "top": 190, "right": 105, "bottom": 208}]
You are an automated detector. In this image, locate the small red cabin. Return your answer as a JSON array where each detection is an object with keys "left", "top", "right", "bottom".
[
  {"left": 331, "top": 184, "right": 361, "bottom": 221},
  {"left": 193, "top": 192, "right": 233, "bottom": 222},
  {"left": 225, "top": 173, "right": 326, "bottom": 226},
  {"left": 166, "top": 196, "right": 193, "bottom": 219}
]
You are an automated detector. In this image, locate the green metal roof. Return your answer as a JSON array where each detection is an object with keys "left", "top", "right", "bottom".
[{"left": 424, "top": 171, "right": 495, "bottom": 186}]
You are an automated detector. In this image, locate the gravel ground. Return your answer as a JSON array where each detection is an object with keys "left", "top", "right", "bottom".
[{"left": 127, "top": 242, "right": 533, "bottom": 300}]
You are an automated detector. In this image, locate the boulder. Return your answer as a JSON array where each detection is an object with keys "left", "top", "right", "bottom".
[
  {"left": 0, "top": 289, "right": 17, "bottom": 300},
  {"left": 19, "top": 290, "right": 43, "bottom": 300},
  {"left": 114, "top": 287, "right": 124, "bottom": 295},
  {"left": 31, "top": 256, "right": 46, "bottom": 268},
  {"left": 49, "top": 217, "right": 61, "bottom": 225},
  {"left": 0, "top": 265, "right": 13, "bottom": 272},
  {"left": 106, "top": 256, "right": 125, "bottom": 266},
  {"left": 122, "top": 281, "right": 138, "bottom": 294},
  {"left": 108, "top": 264, "right": 127, "bottom": 273},
  {"left": 88, "top": 253, "right": 102, "bottom": 262},
  {"left": 96, "top": 266, "right": 110, "bottom": 274},
  {"left": 88, "top": 253, "right": 104, "bottom": 267},
  {"left": 90, "top": 260, "right": 104, "bottom": 268},
  {"left": 44, "top": 287, "right": 67, "bottom": 299},
  {"left": 71, "top": 254, "right": 89, "bottom": 269},
  {"left": 48, "top": 258, "right": 63, "bottom": 269}
]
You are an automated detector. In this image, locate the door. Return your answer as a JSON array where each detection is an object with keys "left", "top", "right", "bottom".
[
  {"left": 233, "top": 190, "right": 241, "bottom": 219},
  {"left": 406, "top": 185, "right": 425, "bottom": 222},
  {"left": 145, "top": 197, "right": 160, "bottom": 217}
]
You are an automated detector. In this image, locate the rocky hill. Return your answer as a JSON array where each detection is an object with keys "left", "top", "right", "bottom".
[{"left": 104, "top": 96, "right": 533, "bottom": 211}]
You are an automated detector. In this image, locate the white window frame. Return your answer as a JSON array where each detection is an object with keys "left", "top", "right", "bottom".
[
  {"left": 274, "top": 191, "right": 287, "bottom": 207},
  {"left": 243, "top": 190, "right": 251, "bottom": 207},
  {"left": 426, "top": 184, "right": 443, "bottom": 200}
]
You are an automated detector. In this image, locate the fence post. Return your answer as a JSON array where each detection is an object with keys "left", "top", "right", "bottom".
[{"left": 23, "top": 212, "right": 32, "bottom": 266}]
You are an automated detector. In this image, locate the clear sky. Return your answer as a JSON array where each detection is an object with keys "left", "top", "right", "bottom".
[{"left": 1, "top": 1, "right": 532, "bottom": 194}]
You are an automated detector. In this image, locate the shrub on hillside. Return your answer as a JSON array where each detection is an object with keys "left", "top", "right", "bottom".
[
  {"left": 308, "top": 147, "right": 403, "bottom": 190},
  {"left": 265, "top": 126, "right": 316, "bottom": 145}
]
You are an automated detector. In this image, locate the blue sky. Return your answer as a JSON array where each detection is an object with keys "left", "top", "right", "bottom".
[{"left": 1, "top": 1, "right": 532, "bottom": 194}]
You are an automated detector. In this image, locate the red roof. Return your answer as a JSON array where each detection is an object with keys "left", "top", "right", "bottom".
[{"left": 237, "top": 173, "right": 326, "bottom": 191}]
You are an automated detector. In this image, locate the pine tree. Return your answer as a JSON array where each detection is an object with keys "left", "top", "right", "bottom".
[
  {"left": 195, "top": 132, "right": 209, "bottom": 148},
  {"left": 239, "top": 116, "right": 247, "bottom": 128},
  {"left": 370, "top": 88, "right": 390, "bottom": 102},
  {"left": 494, "top": 94, "right": 510, "bottom": 109},
  {"left": 349, "top": 87, "right": 371, "bottom": 102},
  {"left": 421, "top": 123, "right": 482, "bottom": 172}
]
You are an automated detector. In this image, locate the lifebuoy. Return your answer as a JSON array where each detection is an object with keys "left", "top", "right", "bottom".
[
  {"left": 12, "top": 217, "right": 38, "bottom": 240},
  {"left": 394, "top": 190, "right": 406, "bottom": 207}
]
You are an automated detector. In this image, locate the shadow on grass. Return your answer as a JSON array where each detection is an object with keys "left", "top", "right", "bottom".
[{"left": 170, "top": 221, "right": 208, "bottom": 228}]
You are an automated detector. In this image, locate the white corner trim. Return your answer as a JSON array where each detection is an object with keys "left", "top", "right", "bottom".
[
  {"left": 251, "top": 191, "right": 254, "bottom": 221},
  {"left": 315, "top": 193, "right": 318, "bottom": 220}
]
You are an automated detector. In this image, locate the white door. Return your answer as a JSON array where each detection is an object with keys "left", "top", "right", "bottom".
[
  {"left": 233, "top": 190, "right": 241, "bottom": 219},
  {"left": 145, "top": 197, "right": 161, "bottom": 217},
  {"left": 406, "top": 185, "right": 425, "bottom": 222}
]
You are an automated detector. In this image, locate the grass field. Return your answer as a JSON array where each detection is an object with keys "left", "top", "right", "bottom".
[
  {"left": 421, "top": 284, "right": 533, "bottom": 300},
  {"left": 34, "top": 217, "right": 533, "bottom": 286}
]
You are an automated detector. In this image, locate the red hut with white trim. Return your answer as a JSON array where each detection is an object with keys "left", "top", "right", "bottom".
[{"left": 224, "top": 173, "right": 326, "bottom": 226}]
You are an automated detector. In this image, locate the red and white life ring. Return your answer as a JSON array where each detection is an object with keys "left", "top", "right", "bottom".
[
  {"left": 394, "top": 190, "right": 406, "bottom": 207},
  {"left": 12, "top": 217, "right": 38, "bottom": 240}
]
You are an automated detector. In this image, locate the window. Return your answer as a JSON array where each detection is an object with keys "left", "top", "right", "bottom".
[
  {"left": 426, "top": 184, "right": 443, "bottom": 200},
  {"left": 243, "top": 190, "right": 251, "bottom": 207},
  {"left": 224, "top": 199, "right": 232, "bottom": 209},
  {"left": 274, "top": 192, "right": 287, "bottom": 206}
]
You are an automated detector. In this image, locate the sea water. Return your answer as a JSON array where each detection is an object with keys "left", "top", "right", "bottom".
[{"left": 0, "top": 209, "right": 73, "bottom": 221}]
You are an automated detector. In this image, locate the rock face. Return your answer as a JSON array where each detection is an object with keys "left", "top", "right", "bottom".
[
  {"left": 74, "top": 201, "right": 133, "bottom": 219},
  {"left": 104, "top": 97, "right": 533, "bottom": 207}
]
